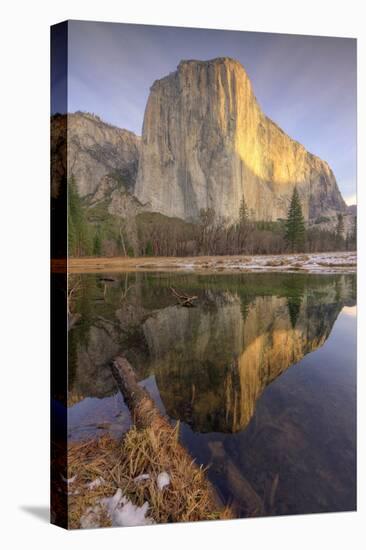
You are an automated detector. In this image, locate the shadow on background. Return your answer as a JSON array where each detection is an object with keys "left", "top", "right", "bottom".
[{"left": 20, "top": 506, "right": 49, "bottom": 523}]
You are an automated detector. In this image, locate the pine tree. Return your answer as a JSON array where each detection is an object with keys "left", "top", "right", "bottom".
[
  {"left": 285, "top": 187, "right": 306, "bottom": 252},
  {"left": 93, "top": 226, "right": 102, "bottom": 256},
  {"left": 237, "top": 195, "right": 250, "bottom": 253},
  {"left": 351, "top": 216, "right": 357, "bottom": 250},
  {"left": 336, "top": 213, "right": 345, "bottom": 250},
  {"left": 239, "top": 195, "right": 249, "bottom": 227},
  {"left": 68, "top": 212, "right": 76, "bottom": 256},
  {"left": 68, "top": 176, "right": 91, "bottom": 256},
  {"left": 145, "top": 240, "right": 154, "bottom": 256},
  {"left": 287, "top": 295, "right": 302, "bottom": 328}
]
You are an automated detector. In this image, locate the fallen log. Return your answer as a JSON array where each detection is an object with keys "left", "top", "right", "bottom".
[
  {"left": 109, "top": 356, "right": 262, "bottom": 519},
  {"left": 109, "top": 356, "right": 232, "bottom": 519},
  {"left": 170, "top": 286, "right": 198, "bottom": 307},
  {"left": 110, "top": 356, "right": 166, "bottom": 430}
]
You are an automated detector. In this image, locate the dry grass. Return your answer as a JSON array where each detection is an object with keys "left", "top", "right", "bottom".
[
  {"left": 67, "top": 437, "right": 117, "bottom": 528},
  {"left": 67, "top": 423, "right": 232, "bottom": 529},
  {"left": 67, "top": 252, "right": 356, "bottom": 275}
]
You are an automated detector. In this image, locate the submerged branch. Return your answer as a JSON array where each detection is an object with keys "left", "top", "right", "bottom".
[{"left": 170, "top": 286, "right": 198, "bottom": 307}]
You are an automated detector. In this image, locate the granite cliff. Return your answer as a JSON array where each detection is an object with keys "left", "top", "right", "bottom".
[
  {"left": 68, "top": 112, "right": 140, "bottom": 198},
  {"left": 52, "top": 112, "right": 145, "bottom": 255},
  {"left": 52, "top": 59, "right": 351, "bottom": 256},
  {"left": 135, "top": 58, "right": 346, "bottom": 222},
  {"left": 51, "top": 111, "right": 140, "bottom": 201}
]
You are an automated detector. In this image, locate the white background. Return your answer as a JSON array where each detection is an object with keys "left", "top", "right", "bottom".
[{"left": 0, "top": 0, "right": 364, "bottom": 548}]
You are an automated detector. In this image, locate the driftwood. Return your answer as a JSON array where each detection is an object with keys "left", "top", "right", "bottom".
[
  {"left": 170, "top": 286, "right": 198, "bottom": 307},
  {"left": 110, "top": 356, "right": 166, "bottom": 430},
  {"left": 110, "top": 356, "right": 225, "bottom": 505},
  {"left": 110, "top": 356, "right": 263, "bottom": 518}
]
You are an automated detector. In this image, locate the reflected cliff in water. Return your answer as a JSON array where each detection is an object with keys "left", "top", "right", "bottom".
[
  {"left": 68, "top": 273, "right": 355, "bottom": 434},
  {"left": 67, "top": 272, "right": 356, "bottom": 515},
  {"left": 141, "top": 292, "right": 348, "bottom": 433}
]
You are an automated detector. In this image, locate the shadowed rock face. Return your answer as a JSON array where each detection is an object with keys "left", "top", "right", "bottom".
[
  {"left": 51, "top": 112, "right": 140, "bottom": 200},
  {"left": 135, "top": 57, "right": 346, "bottom": 222}
]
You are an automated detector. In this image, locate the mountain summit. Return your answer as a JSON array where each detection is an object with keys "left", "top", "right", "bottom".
[{"left": 135, "top": 57, "right": 346, "bottom": 221}]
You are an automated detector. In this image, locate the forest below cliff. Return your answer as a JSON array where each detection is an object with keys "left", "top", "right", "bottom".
[{"left": 68, "top": 176, "right": 356, "bottom": 258}]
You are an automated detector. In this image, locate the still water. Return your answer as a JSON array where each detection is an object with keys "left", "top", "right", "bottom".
[{"left": 68, "top": 272, "right": 356, "bottom": 517}]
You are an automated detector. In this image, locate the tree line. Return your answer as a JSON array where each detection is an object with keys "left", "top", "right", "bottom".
[
  {"left": 137, "top": 188, "right": 356, "bottom": 256},
  {"left": 68, "top": 177, "right": 356, "bottom": 257}
]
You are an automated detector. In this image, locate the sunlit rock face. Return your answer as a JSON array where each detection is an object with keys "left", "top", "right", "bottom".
[
  {"left": 135, "top": 58, "right": 346, "bottom": 222},
  {"left": 223, "top": 297, "right": 332, "bottom": 432},
  {"left": 141, "top": 287, "right": 348, "bottom": 433}
]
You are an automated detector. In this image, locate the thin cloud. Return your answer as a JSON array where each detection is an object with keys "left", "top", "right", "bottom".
[{"left": 64, "top": 21, "right": 357, "bottom": 201}]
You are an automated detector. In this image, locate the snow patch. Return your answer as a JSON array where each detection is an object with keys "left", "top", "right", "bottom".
[
  {"left": 86, "top": 477, "right": 105, "bottom": 490},
  {"left": 60, "top": 473, "right": 77, "bottom": 484},
  {"left": 79, "top": 488, "right": 154, "bottom": 529},
  {"left": 133, "top": 473, "right": 150, "bottom": 483},
  {"left": 157, "top": 471, "right": 170, "bottom": 491},
  {"left": 101, "top": 488, "right": 154, "bottom": 527},
  {"left": 178, "top": 252, "right": 357, "bottom": 274},
  {"left": 80, "top": 506, "right": 101, "bottom": 529}
]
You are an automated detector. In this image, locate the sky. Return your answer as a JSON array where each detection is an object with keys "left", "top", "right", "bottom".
[{"left": 53, "top": 20, "right": 357, "bottom": 204}]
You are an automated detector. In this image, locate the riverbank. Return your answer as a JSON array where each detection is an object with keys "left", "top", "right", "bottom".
[
  {"left": 67, "top": 251, "right": 356, "bottom": 274},
  {"left": 64, "top": 357, "right": 232, "bottom": 529},
  {"left": 66, "top": 425, "right": 231, "bottom": 529}
]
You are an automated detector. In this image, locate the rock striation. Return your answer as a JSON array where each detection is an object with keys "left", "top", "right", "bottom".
[
  {"left": 135, "top": 58, "right": 346, "bottom": 222},
  {"left": 52, "top": 112, "right": 141, "bottom": 200}
]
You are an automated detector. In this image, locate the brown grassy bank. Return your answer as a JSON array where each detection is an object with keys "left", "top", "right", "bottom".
[
  {"left": 67, "top": 251, "right": 356, "bottom": 275},
  {"left": 67, "top": 423, "right": 232, "bottom": 529},
  {"left": 67, "top": 356, "right": 232, "bottom": 529}
]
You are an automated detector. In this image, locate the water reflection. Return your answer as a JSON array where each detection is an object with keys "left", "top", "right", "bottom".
[
  {"left": 181, "top": 305, "right": 357, "bottom": 516},
  {"left": 142, "top": 293, "right": 346, "bottom": 433},
  {"left": 68, "top": 273, "right": 355, "bottom": 433},
  {"left": 67, "top": 272, "right": 356, "bottom": 515}
]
